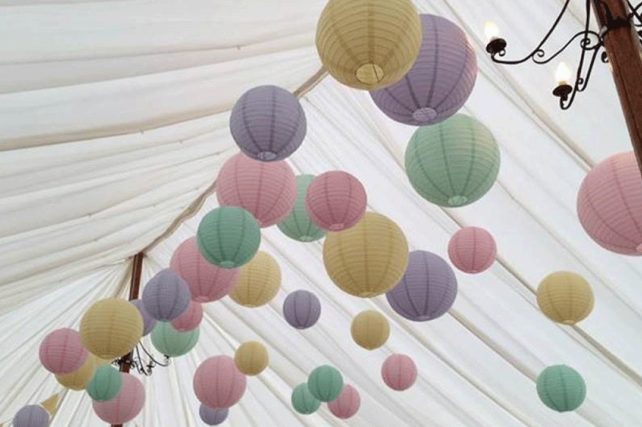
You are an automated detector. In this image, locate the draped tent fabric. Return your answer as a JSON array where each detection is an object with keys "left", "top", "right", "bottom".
[{"left": 1, "top": 0, "right": 642, "bottom": 426}]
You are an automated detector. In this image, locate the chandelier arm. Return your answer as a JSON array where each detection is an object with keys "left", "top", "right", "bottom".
[
  {"left": 138, "top": 341, "right": 171, "bottom": 368},
  {"left": 531, "top": 30, "right": 602, "bottom": 64}
]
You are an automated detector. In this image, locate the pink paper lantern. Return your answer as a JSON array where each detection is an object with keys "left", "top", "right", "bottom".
[
  {"left": 171, "top": 301, "right": 203, "bottom": 331},
  {"left": 381, "top": 354, "right": 417, "bottom": 391},
  {"left": 216, "top": 153, "right": 297, "bottom": 227},
  {"left": 305, "top": 171, "right": 367, "bottom": 231},
  {"left": 39, "top": 328, "right": 88, "bottom": 375},
  {"left": 93, "top": 373, "right": 145, "bottom": 424},
  {"left": 448, "top": 227, "right": 497, "bottom": 274},
  {"left": 577, "top": 152, "right": 642, "bottom": 255},
  {"left": 328, "top": 384, "right": 360, "bottom": 419},
  {"left": 194, "top": 356, "right": 247, "bottom": 409}
]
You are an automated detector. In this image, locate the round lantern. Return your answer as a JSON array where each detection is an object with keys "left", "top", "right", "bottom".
[
  {"left": 386, "top": 250, "right": 458, "bottom": 321},
  {"left": 328, "top": 384, "right": 360, "bottom": 419},
  {"left": 131, "top": 299, "right": 157, "bottom": 336},
  {"left": 39, "top": 328, "right": 87, "bottom": 375},
  {"left": 13, "top": 405, "right": 50, "bottom": 427},
  {"left": 87, "top": 365, "right": 123, "bottom": 402},
  {"left": 324, "top": 212, "right": 409, "bottom": 297},
  {"left": 234, "top": 341, "right": 269, "bottom": 376},
  {"left": 197, "top": 206, "right": 261, "bottom": 269},
  {"left": 371, "top": 14, "right": 477, "bottom": 126},
  {"left": 216, "top": 153, "right": 296, "bottom": 227},
  {"left": 194, "top": 356, "right": 247, "bottom": 409},
  {"left": 142, "top": 269, "right": 191, "bottom": 322},
  {"left": 277, "top": 175, "right": 326, "bottom": 242},
  {"left": 170, "top": 236, "right": 239, "bottom": 302},
  {"left": 283, "top": 290, "right": 321, "bottom": 329},
  {"left": 80, "top": 298, "right": 143, "bottom": 360},
  {"left": 230, "top": 85, "right": 306, "bottom": 161},
  {"left": 448, "top": 227, "right": 497, "bottom": 274},
  {"left": 151, "top": 322, "right": 199, "bottom": 357},
  {"left": 171, "top": 301, "right": 203, "bottom": 332},
  {"left": 382, "top": 354, "right": 417, "bottom": 391},
  {"left": 537, "top": 365, "right": 586, "bottom": 412},
  {"left": 577, "top": 151, "right": 642, "bottom": 255},
  {"left": 199, "top": 405, "right": 229, "bottom": 426},
  {"left": 229, "top": 251, "right": 281, "bottom": 307},
  {"left": 55, "top": 354, "right": 96, "bottom": 391},
  {"left": 305, "top": 171, "right": 367, "bottom": 231},
  {"left": 291, "top": 383, "right": 321, "bottom": 415},
  {"left": 308, "top": 365, "right": 344, "bottom": 402},
  {"left": 93, "top": 373, "right": 145, "bottom": 424},
  {"left": 405, "top": 114, "right": 500, "bottom": 207},
  {"left": 537, "top": 271, "right": 594, "bottom": 325},
  {"left": 316, "top": 0, "right": 422, "bottom": 90},
  {"left": 351, "top": 310, "right": 390, "bottom": 350}
]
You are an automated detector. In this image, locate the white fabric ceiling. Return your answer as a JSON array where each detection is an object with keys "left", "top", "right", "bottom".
[{"left": 1, "top": 0, "right": 641, "bottom": 425}]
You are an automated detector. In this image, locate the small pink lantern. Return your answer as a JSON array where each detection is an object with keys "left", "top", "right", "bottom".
[
  {"left": 194, "top": 356, "right": 247, "bottom": 409},
  {"left": 216, "top": 153, "right": 297, "bottom": 227},
  {"left": 381, "top": 354, "right": 417, "bottom": 391},
  {"left": 171, "top": 301, "right": 203, "bottom": 332},
  {"left": 305, "top": 171, "right": 367, "bottom": 231},
  {"left": 448, "top": 227, "right": 497, "bottom": 274},
  {"left": 39, "top": 328, "right": 88, "bottom": 375},
  {"left": 93, "top": 373, "right": 145, "bottom": 424},
  {"left": 328, "top": 384, "right": 360, "bottom": 419}
]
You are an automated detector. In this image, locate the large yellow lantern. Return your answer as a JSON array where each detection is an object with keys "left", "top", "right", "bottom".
[{"left": 537, "top": 271, "right": 594, "bottom": 325}]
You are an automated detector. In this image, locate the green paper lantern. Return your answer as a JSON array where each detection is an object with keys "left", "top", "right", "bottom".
[
  {"left": 86, "top": 365, "right": 123, "bottom": 402},
  {"left": 307, "top": 365, "right": 343, "bottom": 402},
  {"left": 197, "top": 206, "right": 261, "bottom": 269},
  {"left": 151, "top": 322, "right": 199, "bottom": 358},
  {"left": 405, "top": 114, "right": 500, "bottom": 207},
  {"left": 291, "top": 383, "right": 321, "bottom": 415},
  {"left": 277, "top": 175, "right": 326, "bottom": 242},
  {"left": 537, "top": 365, "right": 586, "bottom": 412}
]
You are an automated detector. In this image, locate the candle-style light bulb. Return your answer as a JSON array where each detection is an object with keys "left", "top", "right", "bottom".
[
  {"left": 556, "top": 62, "right": 573, "bottom": 85},
  {"left": 484, "top": 21, "right": 500, "bottom": 42}
]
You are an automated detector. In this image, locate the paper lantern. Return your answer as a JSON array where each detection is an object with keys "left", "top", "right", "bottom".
[
  {"left": 229, "top": 251, "right": 281, "bottom": 307},
  {"left": 328, "top": 384, "right": 360, "bottom": 419},
  {"left": 87, "top": 365, "right": 123, "bottom": 402},
  {"left": 170, "top": 236, "right": 239, "bottom": 302},
  {"left": 577, "top": 151, "right": 642, "bottom": 255},
  {"left": 13, "top": 405, "right": 50, "bottom": 427},
  {"left": 537, "top": 365, "right": 586, "bottom": 412},
  {"left": 194, "top": 356, "right": 247, "bottom": 409},
  {"left": 199, "top": 405, "right": 229, "bottom": 426},
  {"left": 80, "top": 298, "right": 143, "bottom": 360},
  {"left": 39, "top": 328, "right": 87, "bottom": 375},
  {"left": 234, "top": 341, "right": 269, "bottom": 376},
  {"left": 291, "top": 383, "right": 321, "bottom": 415},
  {"left": 351, "top": 310, "right": 390, "bottom": 350},
  {"left": 371, "top": 14, "right": 477, "bottom": 126},
  {"left": 217, "top": 153, "right": 297, "bottom": 227},
  {"left": 197, "top": 206, "right": 261, "bottom": 269},
  {"left": 55, "top": 354, "right": 96, "bottom": 391},
  {"left": 448, "top": 227, "right": 497, "bottom": 274},
  {"left": 537, "top": 271, "right": 594, "bottom": 325},
  {"left": 382, "top": 354, "right": 417, "bottom": 391},
  {"left": 230, "top": 85, "right": 306, "bottom": 161},
  {"left": 324, "top": 212, "right": 409, "bottom": 297},
  {"left": 316, "top": 0, "right": 422, "bottom": 90},
  {"left": 171, "top": 301, "right": 203, "bottom": 332},
  {"left": 93, "top": 373, "right": 145, "bottom": 424},
  {"left": 142, "top": 269, "right": 191, "bottom": 322},
  {"left": 131, "top": 299, "right": 157, "bottom": 336},
  {"left": 308, "top": 365, "right": 344, "bottom": 402},
  {"left": 277, "top": 175, "right": 326, "bottom": 242},
  {"left": 283, "top": 290, "right": 321, "bottom": 329},
  {"left": 151, "top": 322, "right": 199, "bottom": 357},
  {"left": 305, "top": 171, "right": 367, "bottom": 231},
  {"left": 405, "top": 114, "right": 500, "bottom": 207}
]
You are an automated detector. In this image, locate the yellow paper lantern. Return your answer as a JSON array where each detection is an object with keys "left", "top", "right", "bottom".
[
  {"left": 316, "top": 0, "right": 422, "bottom": 90},
  {"left": 234, "top": 341, "right": 269, "bottom": 376},
  {"left": 351, "top": 310, "right": 390, "bottom": 350},
  {"left": 80, "top": 298, "right": 143, "bottom": 359},
  {"left": 229, "top": 251, "right": 281, "bottom": 307},
  {"left": 323, "top": 212, "right": 409, "bottom": 297},
  {"left": 55, "top": 355, "right": 97, "bottom": 391},
  {"left": 537, "top": 271, "right": 594, "bottom": 325}
]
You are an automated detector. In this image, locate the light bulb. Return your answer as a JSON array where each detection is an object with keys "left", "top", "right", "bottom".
[
  {"left": 485, "top": 21, "right": 500, "bottom": 42},
  {"left": 555, "top": 62, "right": 572, "bottom": 85}
]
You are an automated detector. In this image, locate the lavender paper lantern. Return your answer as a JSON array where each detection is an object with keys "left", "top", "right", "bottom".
[
  {"left": 13, "top": 405, "right": 50, "bottom": 427},
  {"left": 283, "top": 290, "right": 321, "bottom": 329},
  {"left": 386, "top": 251, "right": 457, "bottom": 321},
  {"left": 230, "top": 85, "right": 306, "bottom": 161},
  {"left": 131, "top": 299, "right": 157, "bottom": 336},
  {"left": 142, "top": 269, "right": 191, "bottom": 322},
  {"left": 371, "top": 14, "right": 477, "bottom": 126},
  {"left": 199, "top": 405, "right": 229, "bottom": 426}
]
